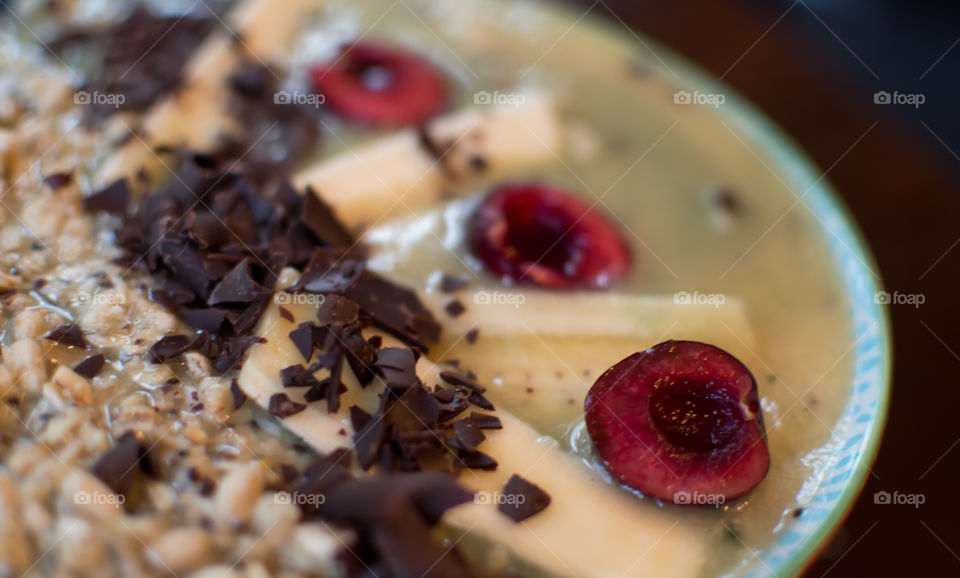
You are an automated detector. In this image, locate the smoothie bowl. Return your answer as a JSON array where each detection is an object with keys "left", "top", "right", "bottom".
[{"left": 0, "top": 0, "right": 889, "bottom": 576}]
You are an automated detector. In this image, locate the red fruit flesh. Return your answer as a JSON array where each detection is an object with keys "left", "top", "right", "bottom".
[
  {"left": 467, "top": 183, "right": 631, "bottom": 289},
  {"left": 310, "top": 41, "right": 447, "bottom": 126},
  {"left": 584, "top": 341, "right": 769, "bottom": 503}
]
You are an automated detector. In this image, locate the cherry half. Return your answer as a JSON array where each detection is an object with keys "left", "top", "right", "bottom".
[
  {"left": 467, "top": 183, "right": 631, "bottom": 289},
  {"left": 584, "top": 341, "right": 769, "bottom": 503},
  {"left": 310, "top": 41, "right": 447, "bottom": 127}
]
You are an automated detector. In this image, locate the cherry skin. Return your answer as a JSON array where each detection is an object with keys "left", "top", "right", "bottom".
[
  {"left": 467, "top": 183, "right": 631, "bottom": 289},
  {"left": 310, "top": 41, "right": 447, "bottom": 127},
  {"left": 584, "top": 340, "right": 770, "bottom": 503}
]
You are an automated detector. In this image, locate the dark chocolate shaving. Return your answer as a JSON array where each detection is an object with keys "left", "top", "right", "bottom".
[
  {"left": 54, "top": 7, "right": 215, "bottom": 116},
  {"left": 467, "top": 412, "right": 502, "bottom": 430},
  {"left": 288, "top": 323, "right": 314, "bottom": 362},
  {"left": 444, "top": 299, "right": 466, "bottom": 318},
  {"left": 268, "top": 393, "right": 306, "bottom": 418},
  {"left": 208, "top": 258, "right": 273, "bottom": 304},
  {"left": 465, "top": 328, "right": 480, "bottom": 344},
  {"left": 90, "top": 431, "right": 157, "bottom": 498},
  {"left": 83, "top": 178, "right": 130, "bottom": 214},
  {"left": 73, "top": 354, "right": 106, "bottom": 379},
  {"left": 280, "top": 365, "right": 324, "bottom": 390},
  {"left": 43, "top": 171, "right": 73, "bottom": 190},
  {"left": 316, "top": 294, "right": 360, "bottom": 326},
  {"left": 45, "top": 324, "right": 89, "bottom": 349},
  {"left": 147, "top": 335, "right": 199, "bottom": 363},
  {"left": 498, "top": 474, "right": 551, "bottom": 522}
]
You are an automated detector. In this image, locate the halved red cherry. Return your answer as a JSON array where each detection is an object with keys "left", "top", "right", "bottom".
[
  {"left": 310, "top": 41, "right": 447, "bottom": 126},
  {"left": 467, "top": 183, "right": 631, "bottom": 289},
  {"left": 584, "top": 341, "right": 769, "bottom": 503}
]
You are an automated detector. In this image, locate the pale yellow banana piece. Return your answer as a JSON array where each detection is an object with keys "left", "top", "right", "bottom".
[
  {"left": 237, "top": 273, "right": 705, "bottom": 577},
  {"left": 293, "top": 95, "right": 561, "bottom": 229}
]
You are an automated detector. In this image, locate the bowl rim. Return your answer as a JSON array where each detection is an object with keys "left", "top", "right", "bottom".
[{"left": 571, "top": 6, "right": 893, "bottom": 576}]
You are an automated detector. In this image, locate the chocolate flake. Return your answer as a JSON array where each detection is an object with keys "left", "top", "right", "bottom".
[
  {"left": 458, "top": 450, "right": 498, "bottom": 470},
  {"left": 288, "top": 323, "right": 314, "bottom": 362},
  {"left": 73, "top": 354, "right": 106, "bottom": 379},
  {"left": 91, "top": 431, "right": 156, "bottom": 498},
  {"left": 268, "top": 393, "right": 306, "bottom": 418},
  {"left": 147, "top": 335, "right": 198, "bottom": 363},
  {"left": 45, "top": 324, "right": 89, "bottom": 349},
  {"left": 43, "top": 171, "right": 73, "bottom": 190},
  {"left": 83, "top": 179, "right": 130, "bottom": 214},
  {"left": 208, "top": 258, "right": 273, "bottom": 305},
  {"left": 278, "top": 306, "right": 294, "bottom": 322},
  {"left": 444, "top": 299, "right": 466, "bottom": 318},
  {"left": 55, "top": 7, "right": 215, "bottom": 116},
  {"left": 465, "top": 328, "right": 479, "bottom": 344},
  {"left": 467, "top": 412, "right": 502, "bottom": 430},
  {"left": 498, "top": 474, "right": 551, "bottom": 522},
  {"left": 316, "top": 294, "right": 360, "bottom": 326},
  {"left": 280, "top": 365, "right": 324, "bottom": 390}
]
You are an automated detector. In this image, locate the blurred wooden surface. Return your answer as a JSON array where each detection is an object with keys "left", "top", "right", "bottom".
[{"left": 565, "top": 0, "right": 960, "bottom": 575}]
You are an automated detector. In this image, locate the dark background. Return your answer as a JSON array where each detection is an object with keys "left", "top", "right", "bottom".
[{"left": 576, "top": 0, "right": 960, "bottom": 575}]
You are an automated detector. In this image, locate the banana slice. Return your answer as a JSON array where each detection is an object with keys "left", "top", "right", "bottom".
[
  {"left": 420, "top": 290, "right": 757, "bottom": 436},
  {"left": 95, "top": 0, "right": 317, "bottom": 187},
  {"left": 293, "top": 95, "right": 561, "bottom": 229},
  {"left": 446, "top": 410, "right": 705, "bottom": 578},
  {"left": 238, "top": 274, "right": 705, "bottom": 577}
]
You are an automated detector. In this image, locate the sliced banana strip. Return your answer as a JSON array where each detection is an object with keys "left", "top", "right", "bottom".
[
  {"left": 293, "top": 94, "right": 561, "bottom": 229},
  {"left": 445, "top": 410, "right": 705, "bottom": 578},
  {"left": 422, "top": 291, "right": 757, "bottom": 437},
  {"left": 238, "top": 272, "right": 704, "bottom": 577},
  {"left": 95, "top": 0, "right": 317, "bottom": 187}
]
